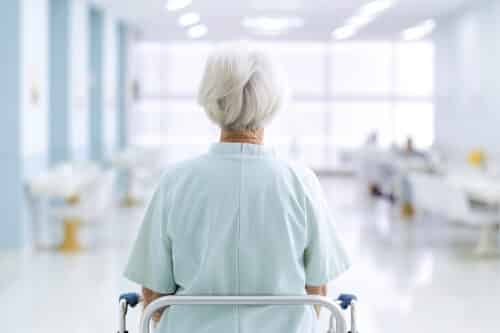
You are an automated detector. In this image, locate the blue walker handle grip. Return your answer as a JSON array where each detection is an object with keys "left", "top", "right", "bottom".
[
  {"left": 337, "top": 294, "right": 357, "bottom": 310},
  {"left": 119, "top": 293, "right": 141, "bottom": 308}
]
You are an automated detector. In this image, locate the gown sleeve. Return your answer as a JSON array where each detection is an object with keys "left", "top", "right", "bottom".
[
  {"left": 303, "top": 170, "right": 351, "bottom": 286},
  {"left": 124, "top": 184, "right": 177, "bottom": 294}
]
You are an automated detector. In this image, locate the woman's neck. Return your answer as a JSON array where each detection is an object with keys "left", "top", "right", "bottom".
[{"left": 220, "top": 128, "right": 264, "bottom": 145}]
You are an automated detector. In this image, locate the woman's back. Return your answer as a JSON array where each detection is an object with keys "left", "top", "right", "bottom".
[{"left": 125, "top": 143, "right": 350, "bottom": 333}]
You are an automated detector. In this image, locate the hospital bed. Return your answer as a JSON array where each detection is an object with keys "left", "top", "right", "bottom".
[
  {"left": 408, "top": 171, "right": 500, "bottom": 256},
  {"left": 118, "top": 292, "right": 358, "bottom": 333}
]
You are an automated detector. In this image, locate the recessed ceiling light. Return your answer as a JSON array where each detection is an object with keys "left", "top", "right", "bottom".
[
  {"left": 402, "top": 19, "right": 436, "bottom": 41},
  {"left": 360, "top": 0, "right": 395, "bottom": 17},
  {"left": 165, "top": 0, "right": 192, "bottom": 12},
  {"left": 188, "top": 24, "right": 208, "bottom": 38},
  {"left": 242, "top": 16, "right": 304, "bottom": 36},
  {"left": 178, "top": 12, "right": 200, "bottom": 27},
  {"left": 333, "top": 26, "right": 357, "bottom": 40}
]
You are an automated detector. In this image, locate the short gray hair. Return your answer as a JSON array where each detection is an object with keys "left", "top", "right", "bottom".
[{"left": 197, "top": 43, "right": 287, "bottom": 131}]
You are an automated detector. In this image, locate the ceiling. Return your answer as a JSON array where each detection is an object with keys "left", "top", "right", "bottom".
[{"left": 92, "top": 0, "right": 472, "bottom": 41}]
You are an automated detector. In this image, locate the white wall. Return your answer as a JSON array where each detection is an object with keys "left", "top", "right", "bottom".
[
  {"left": 70, "top": 0, "right": 90, "bottom": 161},
  {"left": 21, "top": 0, "right": 49, "bottom": 177},
  {"left": 70, "top": 1, "right": 120, "bottom": 161},
  {"left": 435, "top": 0, "right": 500, "bottom": 157},
  {"left": 21, "top": 0, "right": 50, "bottom": 249}
]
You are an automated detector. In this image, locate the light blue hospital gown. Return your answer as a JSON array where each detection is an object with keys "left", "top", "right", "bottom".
[{"left": 124, "top": 143, "right": 350, "bottom": 333}]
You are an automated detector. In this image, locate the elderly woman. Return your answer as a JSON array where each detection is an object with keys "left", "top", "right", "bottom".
[{"left": 124, "top": 43, "right": 350, "bottom": 333}]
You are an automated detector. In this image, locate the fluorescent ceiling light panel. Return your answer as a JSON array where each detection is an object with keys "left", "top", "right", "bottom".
[
  {"left": 333, "top": 26, "right": 357, "bottom": 40},
  {"left": 165, "top": 0, "right": 192, "bottom": 12},
  {"left": 242, "top": 16, "right": 304, "bottom": 35},
  {"left": 402, "top": 19, "right": 436, "bottom": 40},
  {"left": 360, "top": 0, "right": 395, "bottom": 17},
  {"left": 249, "top": 0, "right": 302, "bottom": 11},
  {"left": 188, "top": 24, "right": 208, "bottom": 38},
  {"left": 347, "top": 14, "right": 375, "bottom": 28},
  {"left": 178, "top": 12, "right": 200, "bottom": 27},
  {"left": 331, "top": 0, "right": 395, "bottom": 40}
]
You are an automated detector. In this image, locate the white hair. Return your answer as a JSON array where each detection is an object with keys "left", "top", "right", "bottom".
[{"left": 197, "top": 43, "right": 288, "bottom": 131}]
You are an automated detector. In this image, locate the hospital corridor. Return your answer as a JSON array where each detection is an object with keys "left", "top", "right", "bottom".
[{"left": 1, "top": 1, "right": 500, "bottom": 332}]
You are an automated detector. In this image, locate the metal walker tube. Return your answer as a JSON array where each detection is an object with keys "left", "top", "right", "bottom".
[
  {"left": 138, "top": 295, "right": 348, "bottom": 333},
  {"left": 119, "top": 299, "right": 128, "bottom": 333}
]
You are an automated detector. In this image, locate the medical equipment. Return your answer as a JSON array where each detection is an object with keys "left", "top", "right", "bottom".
[{"left": 117, "top": 292, "right": 358, "bottom": 333}]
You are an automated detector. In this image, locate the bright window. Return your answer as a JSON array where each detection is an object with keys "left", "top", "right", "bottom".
[
  {"left": 164, "top": 43, "right": 213, "bottom": 95},
  {"left": 393, "top": 102, "right": 435, "bottom": 149},
  {"left": 394, "top": 42, "right": 435, "bottom": 97},
  {"left": 330, "top": 102, "right": 393, "bottom": 149},
  {"left": 159, "top": 101, "right": 219, "bottom": 138},
  {"left": 130, "top": 40, "right": 435, "bottom": 169},
  {"left": 254, "top": 42, "right": 327, "bottom": 97},
  {"left": 330, "top": 42, "right": 393, "bottom": 96},
  {"left": 267, "top": 102, "right": 328, "bottom": 168},
  {"left": 134, "top": 43, "right": 169, "bottom": 96}
]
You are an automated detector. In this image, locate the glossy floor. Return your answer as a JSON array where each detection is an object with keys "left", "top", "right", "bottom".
[{"left": 1, "top": 177, "right": 499, "bottom": 333}]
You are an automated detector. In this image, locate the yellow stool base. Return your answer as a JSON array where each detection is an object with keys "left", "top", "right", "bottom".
[
  {"left": 401, "top": 202, "right": 415, "bottom": 218},
  {"left": 65, "top": 194, "right": 81, "bottom": 205},
  {"left": 121, "top": 194, "right": 140, "bottom": 208},
  {"left": 58, "top": 218, "right": 83, "bottom": 253}
]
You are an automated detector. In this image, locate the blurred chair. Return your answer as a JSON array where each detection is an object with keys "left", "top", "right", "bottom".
[
  {"left": 112, "top": 146, "right": 164, "bottom": 206},
  {"left": 130, "top": 148, "right": 165, "bottom": 201},
  {"left": 408, "top": 172, "right": 500, "bottom": 256},
  {"left": 24, "top": 184, "right": 46, "bottom": 250},
  {"left": 50, "top": 169, "right": 118, "bottom": 251}
]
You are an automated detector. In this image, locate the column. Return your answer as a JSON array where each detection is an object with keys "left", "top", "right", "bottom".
[
  {"left": 89, "top": 7, "right": 104, "bottom": 161},
  {"left": 103, "top": 15, "right": 118, "bottom": 159},
  {"left": 49, "top": 0, "right": 71, "bottom": 164},
  {"left": 70, "top": 0, "right": 90, "bottom": 161},
  {"left": 0, "top": 0, "right": 23, "bottom": 248},
  {"left": 117, "top": 22, "right": 129, "bottom": 149}
]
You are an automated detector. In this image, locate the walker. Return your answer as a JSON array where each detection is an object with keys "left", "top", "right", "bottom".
[{"left": 118, "top": 292, "right": 358, "bottom": 333}]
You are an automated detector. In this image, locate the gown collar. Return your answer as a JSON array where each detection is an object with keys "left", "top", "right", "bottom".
[{"left": 209, "top": 142, "right": 275, "bottom": 157}]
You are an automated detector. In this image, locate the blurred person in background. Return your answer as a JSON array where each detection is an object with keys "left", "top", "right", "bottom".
[
  {"left": 401, "top": 136, "right": 427, "bottom": 158},
  {"left": 365, "top": 131, "right": 379, "bottom": 148},
  {"left": 124, "top": 43, "right": 350, "bottom": 333}
]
